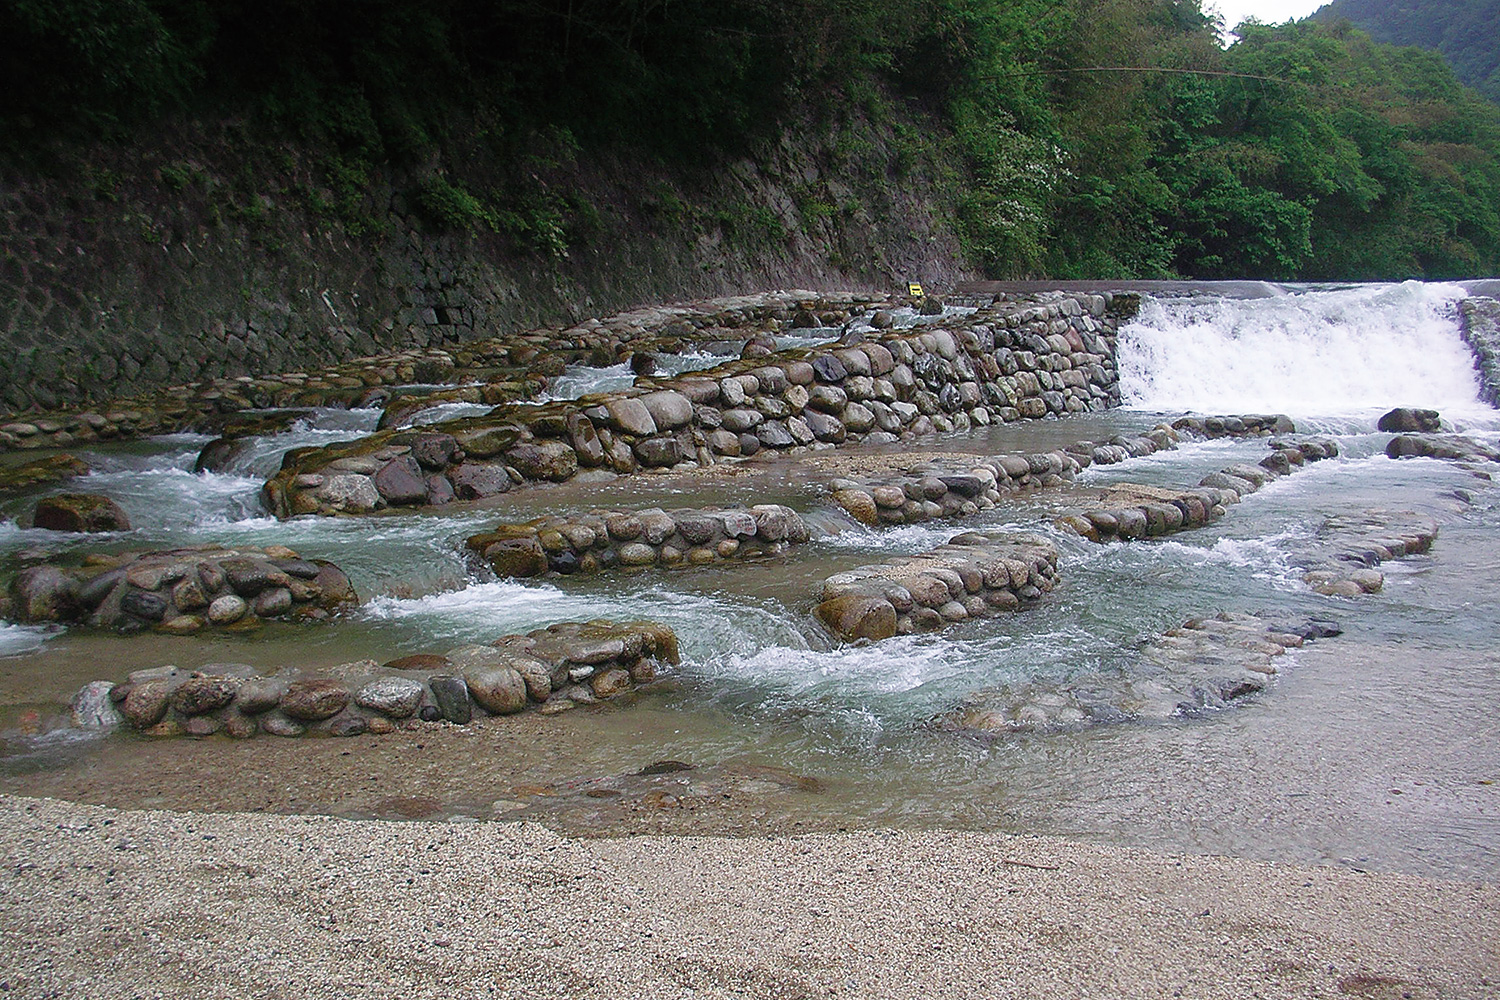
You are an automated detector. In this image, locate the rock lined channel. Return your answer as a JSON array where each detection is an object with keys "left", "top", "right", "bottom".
[
  {"left": 814, "top": 532, "right": 1059, "bottom": 642},
  {"left": 69, "top": 620, "right": 679, "bottom": 738},
  {"left": 4, "top": 546, "right": 357, "bottom": 632},
  {"left": 939, "top": 612, "right": 1342, "bottom": 735},
  {"left": 466, "top": 505, "right": 811, "bottom": 578},
  {"left": 262, "top": 292, "right": 1134, "bottom": 517}
]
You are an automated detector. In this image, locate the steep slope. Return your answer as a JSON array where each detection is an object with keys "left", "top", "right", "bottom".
[{"left": 1315, "top": 0, "right": 1500, "bottom": 101}]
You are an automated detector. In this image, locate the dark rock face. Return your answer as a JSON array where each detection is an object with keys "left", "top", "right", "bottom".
[
  {"left": 32, "top": 493, "right": 131, "bottom": 533},
  {"left": 1377, "top": 407, "right": 1441, "bottom": 433}
]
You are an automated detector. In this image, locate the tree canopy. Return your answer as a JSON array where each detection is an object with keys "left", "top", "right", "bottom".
[{"left": 2, "top": 0, "right": 1498, "bottom": 279}]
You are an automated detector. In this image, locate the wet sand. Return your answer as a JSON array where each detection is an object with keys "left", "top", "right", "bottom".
[{"left": 2, "top": 792, "right": 1496, "bottom": 999}]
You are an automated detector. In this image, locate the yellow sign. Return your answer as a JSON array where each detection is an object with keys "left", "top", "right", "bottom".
[{"left": 908, "top": 282, "right": 925, "bottom": 298}]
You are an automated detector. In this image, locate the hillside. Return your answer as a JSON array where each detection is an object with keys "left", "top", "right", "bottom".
[
  {"left": 3, "top": 1, "right": 1500, "bottom": 408},
  {"left": 1314, "top": 0, "right": 1500, "bottom": 102}
]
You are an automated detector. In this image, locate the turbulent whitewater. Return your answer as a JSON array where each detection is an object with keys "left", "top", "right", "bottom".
[{"left": 1117, "top": 281, "right": 1491, "bottom": 422}]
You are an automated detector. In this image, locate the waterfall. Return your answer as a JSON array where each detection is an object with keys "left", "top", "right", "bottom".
[{"left": 1117, "top": 281, "right": 1491, "bottom": 420}]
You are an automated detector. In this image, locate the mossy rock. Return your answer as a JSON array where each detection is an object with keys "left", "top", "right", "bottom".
[
  {"left": 0, "top": 454, "right": 90, "bottom": 491},
  {"left": 33, "top": 493, "right": 131, "bottom": 533}
]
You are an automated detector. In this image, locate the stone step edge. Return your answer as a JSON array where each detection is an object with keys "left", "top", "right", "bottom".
[
  {"left": 67, "top": 620, "right": 680, "bottom": 738},
  {"left": 813, "top": 532, "right": 1059, "bottom": 643},
  {"left": 1057, "top": 436, "right": 1340, "bottom": 542}
]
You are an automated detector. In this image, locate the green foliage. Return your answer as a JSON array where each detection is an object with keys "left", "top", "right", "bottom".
[
  {"left": 1315, "top": 0, "right": 1500, "bottom": 103},
  {"left": 414, "top": 176, "right": 496, "bottom": 234},
  {"left": 2, "top": 0, "right": 1499, "bottom": 279}
]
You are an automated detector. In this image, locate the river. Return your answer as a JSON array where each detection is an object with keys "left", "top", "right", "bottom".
[{"left": 2, "top": 281, "right": 1497, "bottom": 881}]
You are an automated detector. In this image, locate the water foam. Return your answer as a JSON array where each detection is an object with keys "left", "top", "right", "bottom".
[{"left": 1118, "top": 282, "right": 1490, "bottom": 419}]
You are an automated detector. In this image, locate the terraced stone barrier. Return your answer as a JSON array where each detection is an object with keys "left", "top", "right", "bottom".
[
  {"left": 814, "top": 532, "right": 1058, "bottom": 642},
  {"left": 0, "top": 290, "right": 887, "bottom": 453},
  {"left": 827, "top": 414, "right": 1294, "bottom": 529},
  {"left": 829, "top": 451, "right": 1081, "bottom": 527},
  {"left": 4, "top": 545, "right": 356, "bottom": 632},
  {"left": 68, "top": 620, "right": 679, "bottom": 736},
  {"left": 466, "top": 505, "right": 811, "bottom": 578},
  {"left": 262, "top": 291, "right": 1134, "bottom": 518},
  {"left": 1169, "top": 413, "right": 1297, "bottom": 438},
  {"left": 938, "top": 612, "right": 1341, "bottom": 735},
  {"left": 1292, "top": 511, "right": 1438, "bottom": 596},
  {"left": 1058, "top": 437, "right": 1340, "bottom": 542}
]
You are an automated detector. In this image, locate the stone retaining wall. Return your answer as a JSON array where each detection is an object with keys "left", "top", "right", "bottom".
[
  {"left": 1460, "top": 297, "right": 1500, "bottom": 408},
  {"left": 263, "top": 292, "right": 1133, "bottom": 518},
  {"left": 813, "top": 532, "right": 1058, "bottom": 642},
  {"left": 0, "top": 291, "right": 886, "bottom": 454},
  {"left": 466, "top": 505, "right": 811, "bottom": 578},
  {"left": 4, "top": 545, "right": 356, "bottom": 632},
  {"left": 70, "top": 620, "right": 679, "bottom": 737}
]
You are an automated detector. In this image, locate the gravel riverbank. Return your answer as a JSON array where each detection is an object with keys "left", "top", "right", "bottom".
[{"left": 1, "top": 794, "right": 1495, "bottom": 999}]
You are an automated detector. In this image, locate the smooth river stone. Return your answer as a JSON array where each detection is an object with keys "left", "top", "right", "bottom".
[
  {"left": 207, "top": 594, "right": 248, "bottom": 624},
  {"left": 355, "top": 678, "right": 425, "bottom": 718},
  {"left": 169, "top": 676, "right": 240, "bottom": 715},
  {"left": 279, "top": 679, "right": 350, "bottom": 721},
  {"left": 467, "top": 666, "right": 528, "bottom": 714}
]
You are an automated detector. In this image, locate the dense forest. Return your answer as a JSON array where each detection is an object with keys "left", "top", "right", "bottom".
[
  {"left": 3, "top": 0, "right": 1499, "bottom": 281},
  {"left": 1315, "top": 0, "right": 1500, "bottom": 102}
]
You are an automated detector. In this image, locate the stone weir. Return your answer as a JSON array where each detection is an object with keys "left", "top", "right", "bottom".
[
  {"left": 814, "top": 532, "right": 1059, "bottom": 642},
  {"left": 261, "top": 292, "right": 1134, "bottom": 518},
  {"left": 827, "top": 413, "right": 1293, "bottom": 528},
  {"left": 1386, "top": 432, "right": 1500, "bottom": 465},
  {"left": 1292, "top": 511, "right": 1438, "bottom": 596},
  {"left": 0, "top": 289, "right": 890, "bottom": 454},
  {"left": 1058, "top": 436, "right": 1341, "bottom": 543},
  {"left": 69, "top": 620, "right": 679, "bottom": 738},
  {"left": 938, "top": 612, "right": 1341, "bottom": 736},
  {"left": 3, "top": 546, "right": 356, "bottom": 633},
  {"left": 466, "top": 505, "right": 810, "bottom": 578}
]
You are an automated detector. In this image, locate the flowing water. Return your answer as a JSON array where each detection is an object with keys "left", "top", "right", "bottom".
[{"left": 2, "top": 282, "right": 1498, "bottom": 880}]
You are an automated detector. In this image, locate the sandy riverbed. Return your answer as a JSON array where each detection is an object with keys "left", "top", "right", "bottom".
[{"left": 1, "top": 793, "right": 1495, "bottom": 999}]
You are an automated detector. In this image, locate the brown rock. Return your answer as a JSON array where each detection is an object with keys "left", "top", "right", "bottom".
[
  {"left": 466, "top": 666, "right": 528, "bottom": 714},
  {"left": 591, "top": 668, "right": 632, "bottom": 698},
  {"left": 280, "top": 679, "right": 350, "bottom": 721},
  {"left": 169, "top": 676, "right": 240, "bottom": 715},
  {"left": 32, "top": 493, "right": 131, "bottom": 533},
  {"left": 121, "top": 681, "right": 171, "bottom": 728},
  {"left": 814, "top": 594, "right": 897, "bottom": 642}
]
